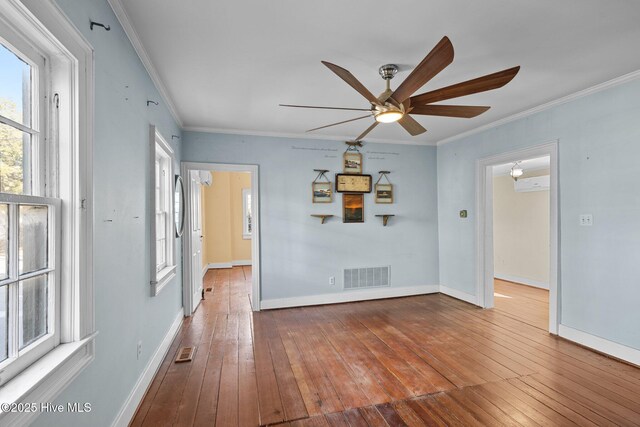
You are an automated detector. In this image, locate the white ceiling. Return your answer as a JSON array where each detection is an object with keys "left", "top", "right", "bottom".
[
  {"left": 116, "top": 0, "right": 640, "bottom": 144},
  {"left": 492, "top": 156, "right": 550, "bottom": 177}
]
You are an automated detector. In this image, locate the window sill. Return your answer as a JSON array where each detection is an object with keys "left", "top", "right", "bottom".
[
  {"left": 152, "top": 265, "right": 176, "bottom": 296},
  {"left": 0, "top": 332, "right": 97, "bottom": 426}
]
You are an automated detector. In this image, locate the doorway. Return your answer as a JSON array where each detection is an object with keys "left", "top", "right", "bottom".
[
  {"left": 182, "top": 162, "right": 260, "bottom": 316},
  {"left": 492, "top": 155, "right": 550, "bottom": 330},
  {"left": 476, "top": 142, "right": 558, "bottom": 334}
]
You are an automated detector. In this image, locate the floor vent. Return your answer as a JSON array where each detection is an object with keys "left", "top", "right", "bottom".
[
  {"left": 175, "top": 346, "right": 195, "bottom": 363},
  {"left": 344, "top": 266, "right": 390, "bottom": 290},
  {"left": 206, "top": 287, "right": 213, "bottom": 292}
]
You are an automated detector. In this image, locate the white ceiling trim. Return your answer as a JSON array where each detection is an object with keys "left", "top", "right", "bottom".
[
  {"left": 106, "top": 0, "right": 183, "bottom": 127},
  {"left": 436, "top": 68, "right": 640, "bottom": 146},
  {"left": 182, "top": 126, "right": 437, "bottom": 146}
]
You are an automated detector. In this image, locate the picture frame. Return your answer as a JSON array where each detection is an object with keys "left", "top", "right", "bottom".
[
  {"left": 343, "top": 152, "right": 362, "bottom": 174},
  {"left": 375, "top": 183, "right": 393, "bottom": 204},
  {"left": 312, "top": 181, "right": 333, "bottom": 203},
  {"left": 343, "top": 193, "right": 364, "bottom": 223},
  {"left": 335, "top": 174, "right": 372, "bottom": 193}
]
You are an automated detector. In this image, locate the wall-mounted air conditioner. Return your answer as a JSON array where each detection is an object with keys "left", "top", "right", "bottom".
[{"left": 514, "top": 175, "right": 550, "bottom": 192}]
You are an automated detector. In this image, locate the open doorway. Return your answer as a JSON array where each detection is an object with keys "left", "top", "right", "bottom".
[
  {"left": 182, "top": 162, "right": 260, "bottom": 316},
  {"left": 476, "top": 142, "right": 558, "bottom": 334},
  {"left": 492, "top": 156, "right": 550, "bottom": 330},
  {"left": 201, "top": 170, "right": 253, "bottom": 312}
]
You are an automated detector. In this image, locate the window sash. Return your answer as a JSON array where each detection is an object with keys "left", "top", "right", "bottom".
[{"left": 0, "top": 194, "right": 60, "bottom": 386}]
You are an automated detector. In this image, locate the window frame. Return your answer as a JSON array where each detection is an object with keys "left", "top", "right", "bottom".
[
  {"left": 0, "top": 1, "right": 95, "bottom": 424},
  {"left": 150, "top": 127, "right": 176, "bottom": 296},
  {"left": 242, "top": 187, "right": 252, "bottom": 239}
]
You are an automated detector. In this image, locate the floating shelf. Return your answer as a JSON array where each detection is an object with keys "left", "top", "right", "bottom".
[
  {"left": 375, "top": 214, "right": 395, "bottom": 226},
  {"left": 311, "top": 214, "right": 334, "bottom": 224}
]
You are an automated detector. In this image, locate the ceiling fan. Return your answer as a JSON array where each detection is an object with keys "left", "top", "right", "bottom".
[{"left": 280, "top": 36, "right": 520, "bottom": 141}]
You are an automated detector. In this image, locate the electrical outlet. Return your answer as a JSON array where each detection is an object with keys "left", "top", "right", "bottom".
[
  {"left": 137, "top": 341, "right": 142, "bottom": 360},
  {"left": 579, "top": 214, "right": 593, "bottom": 226},
  {"left": 329, "top": 276, "right": 335, "bottom": 286}
]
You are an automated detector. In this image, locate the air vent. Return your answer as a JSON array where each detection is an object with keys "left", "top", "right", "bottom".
[
  {"left": 344, "top": 266, "right": 390, "bottom": 290},
  {"left": 175, "top": 346, "right": 195, "bottom": 363}
]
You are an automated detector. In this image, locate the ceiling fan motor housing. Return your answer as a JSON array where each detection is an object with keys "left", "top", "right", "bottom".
[{"left": 379, "top": 64, "right": 399, "bottom": 80}]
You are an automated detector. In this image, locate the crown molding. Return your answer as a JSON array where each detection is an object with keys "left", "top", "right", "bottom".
[
  {"left": 182, "top": 125, "right": 437, "bottom": 146},
  {"left": 106, "top": 0, "right": 183, "bottom": 127},
  {"left": 436, "top": 69, "right": 640, "bottom": 146}
]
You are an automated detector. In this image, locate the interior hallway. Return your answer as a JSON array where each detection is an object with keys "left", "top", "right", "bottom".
[
  {"left": 132, "top": 267, "right": 640, "bottom": 426},
  {"left": 494, "top": 279, "right": 549, "bottom": 330}
]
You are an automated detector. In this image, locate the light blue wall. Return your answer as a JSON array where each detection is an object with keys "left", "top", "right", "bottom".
[
  {"left": 438, "top": 78, "right": 640, "bottom": 350},
  {"left": 184, "top": 132, "right": 440, "bottom": 300},
  {"left": 30, "top": 1, "right": 184, "bottom": 426}
]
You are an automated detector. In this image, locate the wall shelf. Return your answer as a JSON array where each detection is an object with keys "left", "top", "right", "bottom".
[
  {"left": 375, "top": 214, "right": 395, "bottom": 226},
  {"left": 311, "top": 214, "right": 334, "bottom": 224}
]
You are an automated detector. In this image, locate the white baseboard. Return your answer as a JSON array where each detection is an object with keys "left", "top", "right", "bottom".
[
  {"left": 111, "top": 309, "right": 184, "bottom": 427},
  {"left": 232, "top": 259, "right": 252, "bottom": 266},
  {"left": 260, "top": 285, "right": 439, "bottom": 310},
  {"left": 206, "top": 262, "right": 232, "bottom": 269},
  {"left": 439, "top": 285, "right": 479, "bottom": 305},
  {"left": 201, "top": 265, "right": 208, "bottom": 278},
  {"left": 558, "top": 324, "right": 640, "bottom": 367},
  {"left": 494, "top": 273, "right": 549, "bottom": 290}
]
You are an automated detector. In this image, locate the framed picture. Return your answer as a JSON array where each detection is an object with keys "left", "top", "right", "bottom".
[
  {"left": 375, "top": 183, "right": 393, "bottom": 203},
  {"left": 343, "top": 152, "right": 362, "bottom": 174},
  {"left": 343, "top": 193, "right": 364, "bottom": 223},
  {"left": 312, "top": 181, "right": 333, "bottom": 203},
  {"left": 335, "top": 174, "right": 372, "bottom": 193}
]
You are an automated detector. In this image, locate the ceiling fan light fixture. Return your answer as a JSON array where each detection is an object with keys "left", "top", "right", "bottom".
[{"left": 375, "top": 110, "right": 404, "bottom": 123}]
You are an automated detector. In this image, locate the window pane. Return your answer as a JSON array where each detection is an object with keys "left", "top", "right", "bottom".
[
  {"left": 19, "top": 274, "right": 47, "bottom": 349},
  {"left": 0, "top": 204, "right": 7, "bottom": 280},
  {"left": 0, "top": 43, "right": 31, "bottom": 127},
  {"left": 0, "top": 123, "right": 31, "bottom": 195},
  {"left": 19, "top": 204, "right": 48, "bottom": 275},
  {"left": 0, "top": 285, "right": 7, "bottom": 362}
]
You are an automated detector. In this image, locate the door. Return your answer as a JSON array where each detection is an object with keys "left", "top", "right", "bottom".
[{"left": 190, "top": 171, "right": 203, "bottom": 310}]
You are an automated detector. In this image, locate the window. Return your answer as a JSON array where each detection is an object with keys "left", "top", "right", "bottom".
[
  {"left": 150, "top": 128, "right": 176, "bottom": 295},
  {"left": 0, "top": 1, "right": 94, "bottom": 421},
  {"left": 0, "top": 31, "right": 60, "bottom": 386},
  {"left": 242, "top": 188, "right": 252, "bottom": 239}
]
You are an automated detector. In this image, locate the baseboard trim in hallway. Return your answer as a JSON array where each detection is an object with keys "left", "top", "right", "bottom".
[
  {"left": 112, "top": 308, "right": 184, "bottom": 427},
  {"left": 260, "top": 284, "right": 440, "bottom": 309}
]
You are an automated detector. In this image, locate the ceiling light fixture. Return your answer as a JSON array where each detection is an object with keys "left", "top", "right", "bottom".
[
  {"left": 375, "top": 109, "right": 404, "bottom": 123},
  {"left": 510, "top": 162, "right": 524, "bottom": 181}
]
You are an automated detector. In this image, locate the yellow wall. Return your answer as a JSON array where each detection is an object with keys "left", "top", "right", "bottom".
[
  {"left": 493, "top": 169, "right": 550, "bottom": 286},
  {"left": 202, "top": 171, "right": 251, "bottom": 265}
]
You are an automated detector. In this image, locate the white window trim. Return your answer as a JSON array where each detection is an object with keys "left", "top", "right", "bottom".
[
  {"left": 150, "top": 126, "right": 176, "bottom": 296},
  {"left": 0, "top": 1, "right": 95, "bottom": 425},
  {"left": 242, "top": 187, "right": 251, "bottom": 240}
]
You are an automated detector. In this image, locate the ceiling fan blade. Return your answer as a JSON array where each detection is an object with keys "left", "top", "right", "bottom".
[
  {"left": 398, "top": 115, "right": 427, "bottom": 136},
  {"left": 279, "top": 104, "right": 372, "bottom": 112},
  {"left": 410, "top": 66, "right": 520, "bottom": 105},
  {"left": 321, "top": 61, "right": 381, "bottom": 106},
  {"left": 306, "top": 114, "right": 372, "bottom": 133},
  {"left": 409, "top": 105, "right": 490, "bottom": 118},
  {"left": 355, "top": 121, "right": 379, "bottom": 141},
  {"left": 390, "top": 36, "right": 454, "bottom": 104}
]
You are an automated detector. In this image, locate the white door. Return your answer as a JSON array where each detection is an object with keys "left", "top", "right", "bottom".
[{"left": 190, "top": 171, "right": 203, "bottom": 310}]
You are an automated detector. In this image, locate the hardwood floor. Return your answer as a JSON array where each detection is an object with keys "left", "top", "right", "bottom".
[
  {"left": 131, "top": 267, "right": 640, "bottom": 426},
  {"left": 494, "top": 279, "right": 549, "bottom": 330}
]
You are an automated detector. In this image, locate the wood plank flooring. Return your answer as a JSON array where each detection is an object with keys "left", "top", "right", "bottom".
[
  {"left": 131, "top": 267, "right": 640, "bottom": 426},
  {"left": 494, "top": 279, "right": 549, "bottom": 330}
]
